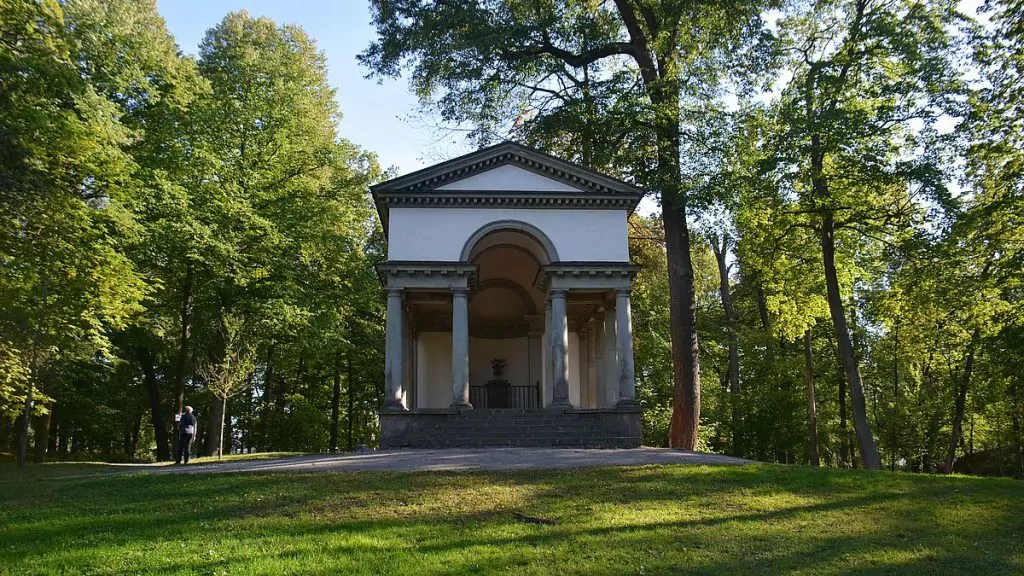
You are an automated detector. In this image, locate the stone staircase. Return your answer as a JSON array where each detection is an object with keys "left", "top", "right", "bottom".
[{"left": 379, "top": 408, "right": 642, "bottom": 449}]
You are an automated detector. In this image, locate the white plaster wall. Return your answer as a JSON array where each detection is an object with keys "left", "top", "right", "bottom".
[
  {"left": 416, "top": 332, "right": 452, "bottom": 409},
  {"left": 388, "top": 208, "right": 629, "bottom": 262},
  {"left": 437, "top": 165, "right": 583, "bottom": 191}
]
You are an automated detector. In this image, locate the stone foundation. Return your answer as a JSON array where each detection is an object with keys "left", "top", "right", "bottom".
[{"left": 379, "top": 407, "right": 643, "bottom": 449}]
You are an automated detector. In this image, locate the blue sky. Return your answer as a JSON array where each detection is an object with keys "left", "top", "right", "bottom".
[{"left": 158, "top": 0, "right": 460, "bottom": 175}]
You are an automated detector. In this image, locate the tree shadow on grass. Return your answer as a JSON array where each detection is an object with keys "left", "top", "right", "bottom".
[{"left": 3, "top": 465, "right": 1022, "bottom": 575}]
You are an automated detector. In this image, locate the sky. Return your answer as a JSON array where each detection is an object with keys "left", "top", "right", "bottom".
[{"left": 157, "top": 0, "right": 463, "bottom": 176}]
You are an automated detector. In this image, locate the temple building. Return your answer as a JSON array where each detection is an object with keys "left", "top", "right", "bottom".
[{"left": 372, "top": 142, "right": 644, "bottom": 448}]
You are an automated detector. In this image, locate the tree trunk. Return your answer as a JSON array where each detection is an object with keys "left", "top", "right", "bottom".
[
  {"left": 130, "top": 406, "right": 142, "bottom": 461},
  {"left": 818, "top": 212, "right": 881, "bottom": 469},
  {"left": 944, "top": 328, "right": 979, "bottom": 474},
  {"left": 712, "top": 234, "right": 741, "bottom": 456},
  {"left": 18, "top": 362, "right": 35, "bottom": 468},
  {"left": 172, "top": 263, "right": 194, "bottom": 456},
  {"left": 224, "top": 394, "right": 234, "bottom": 456},
  {"left": 839, "top": 367, "right": 849, "bottom": 467},
  {"left": 56, "top": 415, "right": 70, "bottom": 458},
  {"left": 655, "top": 82, "right": 701, "bottom": 451},
  {"left": 891, "top": 317, "right": 900, "bottom": 470},
  {"left": 137, "top": 346, "right": 171, "bottom": 461},
  {"left": 261, "top": 345, "right": 275, "bottom": 451},
  {"left": 330, "top": 349, "right": 342, "bottom": 453},
  {"left": 755, "top": 283, "right": 771, "bottom": 330},
  {"left": 803, "top": 329, "right": 820, "bottom": 467},
  {"left": 1011, "top": 381, "right": 1022, "bottom": 477},
  {"left": 347, "top": 353, "right": 354, "bottom": 451},
  {"left": 0, "top": 414, "right": 11, "bottom": 452},
  {"left": 206, "top": 395, "right": 226, "bottom": 458},
  {"left": 32, "top": 406, "right": 51, "bottom": 463}
]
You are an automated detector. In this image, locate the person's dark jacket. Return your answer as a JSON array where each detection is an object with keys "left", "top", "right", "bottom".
[{"left": 180, "top": 413, "right": 197, "bottom": 436}]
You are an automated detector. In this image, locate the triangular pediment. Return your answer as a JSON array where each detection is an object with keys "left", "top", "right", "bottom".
[
  {"left": 435, "top": 164, "right": 584, "bottom": 192},
  {"left": 370, "top": 141, "right": 646, "bottom": 232},
  {"left": 371, "top": 141, "right": 645, "bottom": 196}
]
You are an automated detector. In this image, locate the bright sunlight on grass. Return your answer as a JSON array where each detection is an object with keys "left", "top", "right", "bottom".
[{"left": 1, "top": 464, "right": 1022, "bottom": 575}]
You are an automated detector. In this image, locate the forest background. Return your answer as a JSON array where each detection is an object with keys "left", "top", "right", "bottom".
[{"left": 1, "top": 0, "right": 1021, "bottom": 476}]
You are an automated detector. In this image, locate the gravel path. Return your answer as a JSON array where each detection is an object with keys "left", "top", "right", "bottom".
[{"left": 123, "top": 448, "right": 753, "bottom": 476}]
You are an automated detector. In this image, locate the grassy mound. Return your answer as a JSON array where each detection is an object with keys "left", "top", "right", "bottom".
[{"left": 1, "top": 463, "right": 1021, "bottom": 575}]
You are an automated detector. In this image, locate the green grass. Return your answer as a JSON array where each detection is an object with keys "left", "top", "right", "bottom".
[
  {"left": 1, "top": 463, "right": 1022, "bottom": 575},
  {"left": 0, "top": 452, "right": 306, "bottom": 480}
]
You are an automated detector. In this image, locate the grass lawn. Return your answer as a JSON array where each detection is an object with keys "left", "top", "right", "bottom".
[
  {"left": 0, "top": 452, "right": 306, "bottom": 480},
  {"left": 1, "top": 462, "right": 1022, "bottom": 575}
]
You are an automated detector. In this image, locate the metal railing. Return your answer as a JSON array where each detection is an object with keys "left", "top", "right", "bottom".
[{"left": 469, "top": 383, "right": 540, "bottom": 409}]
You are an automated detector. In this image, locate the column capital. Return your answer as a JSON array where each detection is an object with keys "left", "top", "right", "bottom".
[
  {"left": 615, "top": 287, "right": 633, "bottom": 297},
  {"left": 386, "top": 287, "right": 404, "bottom": 298},
  {"left": 549, "top": 288, "right": 568, "bottom": 298},
  {"left": 451, "top": 287, "right": 470, "bottom": 297}
]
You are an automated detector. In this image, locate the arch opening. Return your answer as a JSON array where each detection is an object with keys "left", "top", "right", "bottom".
[{"left": 459, "top": 220, "right": 559, "bottom": 264}]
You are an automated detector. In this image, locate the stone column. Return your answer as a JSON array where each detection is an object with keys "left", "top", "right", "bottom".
[
  {"left": 593, "top": 308, "right": 606, "bottom": 407},
  {"left": 550, "top": 289, "right": 572, "bottom": 408},
  {"left": 543, "top": 299, "right": 552, "bottom": 402},
  {"left": 450, "top": 288, "right": 471, "bottom": 408},
  {"left": 603, "top": 304, "right": 618, "bottom": 408},
  {"left": 586, "top": 320, "right": 598, "bottom": 409},
  {"left": 578, "top": 327, "right": 589, "bottom": 408},
  {"left": 615, "top": 288, "right": 638, "bottom": 407},
  {"left": 383, "top": 288, "right": 405, "bottom": 411}
]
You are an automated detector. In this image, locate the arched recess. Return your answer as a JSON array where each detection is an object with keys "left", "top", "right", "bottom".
[
  {"left": 470, "top": 278, "right": 539, "bottom": 316},
  {"left": 459, "top": 219, "right": 559, "bottom": 264}
]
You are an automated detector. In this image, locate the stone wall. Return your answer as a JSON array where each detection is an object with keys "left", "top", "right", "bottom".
[{"left": 379, "top": 407, "right": 643, "bottom": 449}]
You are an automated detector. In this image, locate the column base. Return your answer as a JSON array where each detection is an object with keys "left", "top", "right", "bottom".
[
  {"left": 550, "top": 399, "right": 574, "bottom": 410},
  {"left": 380, "top": 402, "right": 408, "bottom": 413},
  {"left": 615, "top": 399, "right": 640, "bottom": 410},
  {"left": 450, "top": 402, "right": 473, "bottom": 410}
]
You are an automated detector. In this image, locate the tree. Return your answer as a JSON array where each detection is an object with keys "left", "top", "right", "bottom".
[
  {"left": 361, "top": 0, "right": 774, "bottom": 449},
  {"left": 760, "top": 0, "right": 966, "bottom": 469},
  {"left": 0, "top": 0, "right": 148, "bottom": 466},
  {"left": 198, "top": 317, "right": 256, "bottom": 458}
]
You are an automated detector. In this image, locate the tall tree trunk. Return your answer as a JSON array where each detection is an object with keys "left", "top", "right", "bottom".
[
  {"left": 330, "top": 349, "right": 342, "bottom": 453},
  {"left": 654, "top": 82, "right": 701, "bottom": 450},
  {"left": 261, "top": 345, "right": 275, "bottom": 451},
  {"left": 346, "top": 353, "right": 354, "bottom": 451},
  {"left": 206, "top": 395, "right": 226, "bottom": 458},
  {"left": 171, "top": 264, "right": 193, "bottom": 461},
  {"left": 944, "top": 329, "right": 979, "bottom": 474},
  {"left": 839, "top": 368, "right": 849, "bottom": 467},
  {"left": 804, "top": 329, "right": 820, "bottom": 467},
  {"left": 32, "top": 405, "right": 51, "bottom": 463},
  {"left": 712, "top": 233, "right": 741, "bottom": 456},
  {"left": 818, "top": 212, "right": 881, "bottom": 469},
  {"left": 1011, "top": 381, "right": 1023, "bottom": 478},
  {"left": 756, "top": 284, "right": 771, "bottom": 331},
  {"left": 56, "top": 414, "right": 69, "bottom": 458},
  {"left": 0, "top": 414, "right": 11, "bottom": 453},
  {"left": 18, "top": 349, "right": 37, "bottom": 468},
  {"left": 137, "top": 346, "right": 171, "bottom": 461},
  {"left": 15, "top": 414, "right": 28, "bottom": 467},
  {"left": 130, "top": 406, "right": 142, "bottom": 462},
  {"left": 891, "top": 317, "right": 900, "bottom": 470}
]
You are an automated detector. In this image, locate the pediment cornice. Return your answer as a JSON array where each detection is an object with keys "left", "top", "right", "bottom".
[{"left": 371, "top": 141, "right": 646, "bottom": 232}]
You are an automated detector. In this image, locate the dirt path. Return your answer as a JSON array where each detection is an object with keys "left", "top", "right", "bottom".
[{"left": 125, "top": 448, "right": 753, "bottom": 476}]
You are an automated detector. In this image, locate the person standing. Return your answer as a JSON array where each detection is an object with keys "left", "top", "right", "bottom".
[{"left": 175, "top": 406, "right": 197, "bottom": 464}]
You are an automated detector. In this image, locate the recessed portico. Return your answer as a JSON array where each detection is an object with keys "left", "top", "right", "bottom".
[{"left": 372, "top": 141, "right": 644, "bottom": 448}]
